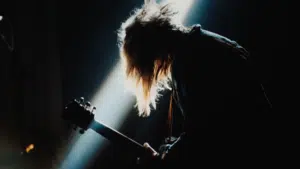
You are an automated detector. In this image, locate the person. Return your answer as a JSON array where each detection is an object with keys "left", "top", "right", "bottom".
[{"left": 117, "top": 0, "right": 272, "bottom": 168}]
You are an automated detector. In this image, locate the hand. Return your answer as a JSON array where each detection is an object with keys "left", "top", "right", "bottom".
[
  {"left": 158, "top": 143, "right": 172, "bottom": 160},
  {"left": 136, "top": 142, "right": 162, "bottom": 167},
  {"left": 143, "top": 142, "right": 160, "bottom": 157}
]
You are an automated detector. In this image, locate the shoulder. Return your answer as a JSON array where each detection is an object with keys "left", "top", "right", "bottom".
[{"left": 189, "top": 24, "right": 250, "bottom": 61}]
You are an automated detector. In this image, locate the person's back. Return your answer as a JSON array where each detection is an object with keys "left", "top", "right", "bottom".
[
  {"left": 172, "top": 24, "right": 271, "bottom": 129},
  {"left": 162, "top": 24, "right": 272, "bottom": 168}
]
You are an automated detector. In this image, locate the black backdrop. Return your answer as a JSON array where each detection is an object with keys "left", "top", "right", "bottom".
[{"left": 1, "top": 0, "right": 286, "bottom": 168}]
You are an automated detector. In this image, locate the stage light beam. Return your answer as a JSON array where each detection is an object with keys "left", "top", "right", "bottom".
[
  {"left": 58, "top": 0, "right": 195, "bottom": 168},
  {"left": 165, "top": 0, "right": 195, "bottom": 24}
]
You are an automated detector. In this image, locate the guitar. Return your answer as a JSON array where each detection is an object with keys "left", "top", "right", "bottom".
[{"left": 62, "top": 97, "right": 155, "bottom": 164}]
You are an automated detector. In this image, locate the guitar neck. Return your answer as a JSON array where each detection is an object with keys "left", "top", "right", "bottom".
[{"left": 90, "top": 120, "right": 144, "bottom": 151}]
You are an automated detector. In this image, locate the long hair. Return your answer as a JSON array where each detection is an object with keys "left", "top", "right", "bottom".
[{"left": 117, "top": 1, "right": 188, "bottom": 117}]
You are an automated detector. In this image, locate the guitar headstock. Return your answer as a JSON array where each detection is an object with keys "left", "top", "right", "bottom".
[{"left": 62, "top": 97, "right": 95, "bottom": 134}]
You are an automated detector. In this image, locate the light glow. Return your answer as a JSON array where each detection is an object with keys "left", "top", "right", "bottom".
[
  {"left": 58, "top": 0, "right": 195, "bottom": 168},
  {"left": 165, "top": 0, "right": 195, "bottom": 24}
]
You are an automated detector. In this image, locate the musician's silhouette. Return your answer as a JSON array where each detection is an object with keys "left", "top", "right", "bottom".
[{"left": 117, "top": 0, "right": 272, "bottom": 167}]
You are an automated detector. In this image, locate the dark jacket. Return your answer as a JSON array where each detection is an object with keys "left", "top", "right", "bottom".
[{"left": 160, "top": 24, "right": 272, "bottom": 168}]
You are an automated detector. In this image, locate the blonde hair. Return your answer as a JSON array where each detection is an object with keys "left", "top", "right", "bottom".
[{"left": 117, "top": 1, "right": 188, "bottom": 116}]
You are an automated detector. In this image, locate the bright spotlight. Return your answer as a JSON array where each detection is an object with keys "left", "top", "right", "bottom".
[{"left": 165, "top": 0, "right": 195, "bottom": 23}]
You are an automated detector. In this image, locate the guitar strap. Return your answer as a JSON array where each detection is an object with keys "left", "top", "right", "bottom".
[
  {"left": 167, "top": 90, "right": 174, "bottom": 142},
  {"left": 166, "top": 57, "right": 186, "bottom": 144},
  {"left": 166, "top": 87, "right": 186, "bottom": 144}
]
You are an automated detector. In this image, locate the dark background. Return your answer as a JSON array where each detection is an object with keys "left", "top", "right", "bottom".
[{"left": 0, "top": 0, "right": 286, "bottom": 168}]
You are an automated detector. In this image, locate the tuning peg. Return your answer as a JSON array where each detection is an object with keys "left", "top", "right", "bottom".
[
  {"left": 85, "top": 101, "right": 91, "bottom": 107},
  {"left": 90, "top": 106, "right": 96, "bottom": 114},
  {"left": 79, "top": 97, "right": 84, "bottom": 103},
  {"left": 79, "top": 129, "right": 85, "bottom": 134}
]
